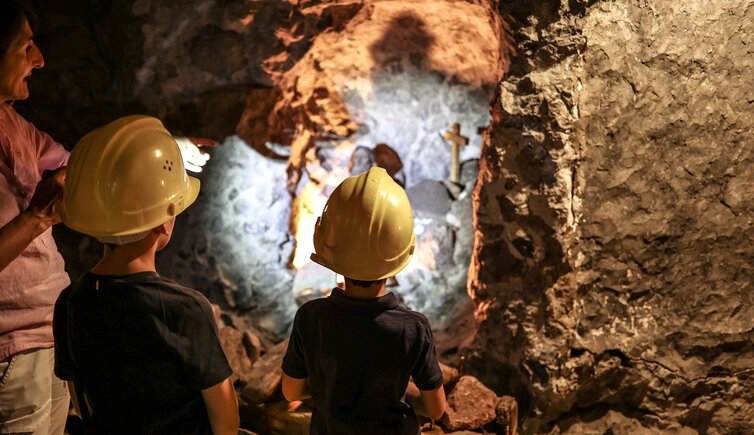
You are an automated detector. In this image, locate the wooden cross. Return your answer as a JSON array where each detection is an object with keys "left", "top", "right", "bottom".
[{"left": 442, "top": 123, "right": 469, "bottom": 183}]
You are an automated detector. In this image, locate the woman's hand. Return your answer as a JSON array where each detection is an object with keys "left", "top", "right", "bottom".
[
  {"left": 27, "top": 167, "right": 66, "bottom": 227},
  {"left": 0, "top": 167, "right": 66, "bottom": 272}
]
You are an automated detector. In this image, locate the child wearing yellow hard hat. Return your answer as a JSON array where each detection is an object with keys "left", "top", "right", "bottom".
[
  {"left": 281, "top": 167, "right": 447, "bottom": 434},
  {"left": 52, "top": 116, "right": 239, "bottom": 435}
]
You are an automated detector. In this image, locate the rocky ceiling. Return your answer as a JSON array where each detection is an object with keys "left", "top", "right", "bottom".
[{"left": 17, "top": 0, "right": 754, "bottom": 433}]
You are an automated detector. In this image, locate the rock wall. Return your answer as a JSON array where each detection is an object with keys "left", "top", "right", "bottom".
[
  {"left": 18, "top": 0, "right": 366, "bottom": 145},
  {"left": 469, "top": 0, "right": 754, "bottom": 433}
]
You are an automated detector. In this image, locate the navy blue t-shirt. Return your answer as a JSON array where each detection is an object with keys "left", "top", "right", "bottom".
[
  {"left": 282, "top": 288, "right": 444, "bottom": 435},
  {"left": 53, "top": 272, "right": 232, "bottom": 435}
]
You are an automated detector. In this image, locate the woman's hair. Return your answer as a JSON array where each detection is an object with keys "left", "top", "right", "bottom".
[{"left": 0, "top": 1, "right": 38, "bottom": 57}]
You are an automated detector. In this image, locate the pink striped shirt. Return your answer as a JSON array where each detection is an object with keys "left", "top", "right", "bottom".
[{"left": 0, "top": 103, "right": 70, "bottom": 361}]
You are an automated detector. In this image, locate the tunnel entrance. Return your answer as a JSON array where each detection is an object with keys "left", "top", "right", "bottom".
[{"left": 166, "top": 1, "right": 507, "bottom": 346}]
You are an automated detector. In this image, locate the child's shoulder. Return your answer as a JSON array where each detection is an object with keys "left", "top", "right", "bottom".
[
  {"left": 296, "top": 296, "right": 330, "bottom": 315},
  {"left": 393, "top": 305, "right": 431, "bottom": 325},
  {"left": 131, "top": 275, "right": 218, "bottom": 328},
  {"left": 85, "top": 272, "right": 214, "bottom": 315},
  {"left": 144, "top": 275, "right": 213, "bottom": 309}
]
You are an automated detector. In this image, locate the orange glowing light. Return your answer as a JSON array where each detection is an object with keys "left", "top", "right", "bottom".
[{"left": 291, "top": 182, "right": 329, "bottom": 269}]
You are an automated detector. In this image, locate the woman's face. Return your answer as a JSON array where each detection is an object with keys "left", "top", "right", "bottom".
[{"left": 0, "top": 16, "right": 44, "bottom": 103}]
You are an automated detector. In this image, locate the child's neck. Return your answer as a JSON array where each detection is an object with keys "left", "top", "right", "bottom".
[
  {"left": 91, "top": 244, "right": 157, "bottom": 276},
  {"left": 343, "top": 281, "right": 387, "bottom": 299}
]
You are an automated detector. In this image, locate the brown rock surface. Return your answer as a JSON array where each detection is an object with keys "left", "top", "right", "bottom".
[
  {"left": 439, "top": 362, "right": 460, "bottom": 388},
  {"left": 440, "top": 376, "right": 497, "bottom": 432},
  {"left": 495, "top": 395, "right": 518, "bottom": 435},
  {"left": 239, "top": 399, "right": 311, "bottom": 435},
  {"left": 243, "top": 330, "right": 263, "bottom": 364},
  {"left": 219, "top": 326, "right": 254, "bottom": 384},
  {"left": 469, "top": 0, "right": 754, "bottom": 433},
  {"left": 242, "top": 339, "right": 288, "bottom": 404},
  {"left": 262, "top": 401, "right": 312, "bottom": 435},
  {"left": 18, "top": 0, "right": 365, "bottom": 146},
  {"left": 373, "top": 143, "right": 403, "bottom": 178}
]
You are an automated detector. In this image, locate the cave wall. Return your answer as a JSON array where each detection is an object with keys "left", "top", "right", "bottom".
[
  {"left": 469, "top": 0, "right": 754, "bottom": 433},
  {"left": 17, "top": 0, "right": 363, "bottom": 145}
]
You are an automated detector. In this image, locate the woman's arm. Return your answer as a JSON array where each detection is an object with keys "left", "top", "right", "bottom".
[
  {"left": 0, "top": 167, "right": 65, "bottom": 272},
  {"left": 201, "top": 377, "right": 239, "bottom": 435}
]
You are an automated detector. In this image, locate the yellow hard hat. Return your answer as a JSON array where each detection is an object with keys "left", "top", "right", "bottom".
[
  {"left": 61, "top": 115, "right": 200, "bottom": 237},
  {"left": 311, "top": 167, "right": 415, "bottom": 280}
]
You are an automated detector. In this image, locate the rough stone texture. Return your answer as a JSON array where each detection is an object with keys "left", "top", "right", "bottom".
[
  {"left": 256, "top": 401, "right": 312, "bottom": 435},
  {"left": 496, "top": 395, "right": 518, "bottom": 435},
  {"left": 551, "top": 409, "right": 698, "bottom": 435},
  {"left": 440, "top": 376, "right": 498, "bottom": 432},
  {"left": 390, "top": 161, "right": 479, "bottom": 330},
  {"left": 421, "top": 431, "right": 482, "bottom": 435},
  {"left": 159, "top": 136, "right": 297, "bottom": 340},
  {"left": 18, "top": 0, "right": 366, "bottom": 146},
  {"left": 468, "top": 0, "right": 754, "bottom": 433},
  {"left": 218, "top": 325, "right": 254, "bottom": 385},
  {"left": 316, "top": 0, "right": 500, "bottom": 189},
  {"left": 239, "top": 400, "right": 312, "bottom": 435},
  {"left": 440, "top": 362, "right": 460, "bottom": 389},
  {"left": 407, "top": 180, "right": 454, "bottom": 218},
  {"left": 433, "top": 295, "right": 477, "bottom": 368},
  {"left": 242, "top": 339, "right": 288, "bottom": 404},
  {"left": 243, "top": 330, "right": 263, "bottom": 364}
]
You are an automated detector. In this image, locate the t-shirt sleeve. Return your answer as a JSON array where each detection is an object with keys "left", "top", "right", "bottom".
[
  {"left": 179, "top": 296, "right": 233, "bottom": 390},
  {"left": 281, "top": 309, "right": 308, "bottom": 379},
  {"left": 52, "top": 288, "right": 75, "bottom": 381},
  {"left": 412, "top": 320, "right": 444, "bottom": 391},
  {"left": 14, "top": 111, "right": 69, "bottom": 172},
  {"left": 34, "top": 130, "right": 68, "bottom": 172}
]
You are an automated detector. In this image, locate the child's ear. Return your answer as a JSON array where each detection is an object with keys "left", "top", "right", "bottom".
[{"left": 154, "top": 223, "right": 170, "bottom": 236}]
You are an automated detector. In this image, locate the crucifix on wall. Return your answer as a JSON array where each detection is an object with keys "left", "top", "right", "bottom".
[{"left": 442, "top": 123, "right": 469, "bottom": 184}]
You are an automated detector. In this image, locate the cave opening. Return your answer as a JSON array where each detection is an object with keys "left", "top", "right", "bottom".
[{"left": 167, "top": 2, "right": 509, "bottom": 354}]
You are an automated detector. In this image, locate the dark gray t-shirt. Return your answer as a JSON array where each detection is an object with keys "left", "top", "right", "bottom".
[
  {"left": 282, "top": 288, "right": 444, "bottom": 435},
  {"left": 53, "top": 272, "right": 231, "bottom": 435}
]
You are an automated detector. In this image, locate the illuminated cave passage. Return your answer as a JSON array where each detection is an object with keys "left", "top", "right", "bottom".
[
  {"left": 24, "top": 0, "right": 754, "bottom": 434},
  {"left": 153, "top": 1, "right": 504, "bottom": 346}
]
